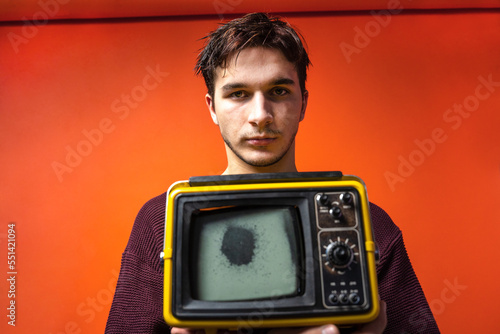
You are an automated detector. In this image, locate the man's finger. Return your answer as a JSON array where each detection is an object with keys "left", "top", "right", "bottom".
[
  {"left": 170, "top": 327, "right": 205, "bottom": 334},
  {"left": 268, "top": 324, "right": 340, "bottom": 334}
]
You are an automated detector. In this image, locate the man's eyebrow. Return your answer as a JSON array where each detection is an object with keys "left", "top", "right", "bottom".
[
  {"left": 221, "top": 78, "right": 296, "bottom": 92},
  {"left": 221, "top": 83, "right": 247, "bottom": 92},
  {"left": 273, "top": 78, "right": 296, "bottom": 86}
]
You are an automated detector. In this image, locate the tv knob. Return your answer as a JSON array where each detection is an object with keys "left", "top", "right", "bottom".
[
  {"left": 329, "top": 206, "right": 343, "bottom": 219},
  {"left": 317, "top": 194, "right": 329, "bottom": 206},
  {"left": 341, "top": 192, "right": 353, "bottom": 205},
  {"left": 326, "top": 241, "right": 353, "bottom": 268}
]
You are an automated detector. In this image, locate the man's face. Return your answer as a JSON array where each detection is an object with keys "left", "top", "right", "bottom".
[{"left": 206, "top": 47, "right": 308, "bottom": 171}]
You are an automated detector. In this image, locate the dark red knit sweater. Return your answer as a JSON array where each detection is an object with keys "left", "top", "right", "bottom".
[{"left": 105, "top": 192, "right": 439, "bottom": 333}]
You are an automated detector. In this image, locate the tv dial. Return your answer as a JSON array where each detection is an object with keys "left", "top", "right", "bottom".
[
  {"left": 326, "top": 241, "right": 353, "bottom": 268},
  {"left": 323, "top": 238, "right": 358, "bottom": 272}
]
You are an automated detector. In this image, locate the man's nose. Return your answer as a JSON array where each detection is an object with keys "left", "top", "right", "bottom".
[{"left": 248, "top": 93, "right": 273, "bottom": 128}]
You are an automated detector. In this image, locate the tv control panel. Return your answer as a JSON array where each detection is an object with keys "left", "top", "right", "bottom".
[{"left": 314, "top": 191, "right": 369, "bottom": 309}]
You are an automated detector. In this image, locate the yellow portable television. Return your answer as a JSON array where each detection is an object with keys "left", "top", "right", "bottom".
[{"left": 162, "top": 172, "right": 379, "bottom": 332}]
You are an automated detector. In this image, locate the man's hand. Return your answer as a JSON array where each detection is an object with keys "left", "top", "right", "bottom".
[
  {"left": 268, "top": 300, "right": 387, "bottom": 334},
  {"left": 170, "top": 300, "right": 387, "bottom": 334},
  {"left": 170, "top": 329, "right": 203, "bottom": 334}
]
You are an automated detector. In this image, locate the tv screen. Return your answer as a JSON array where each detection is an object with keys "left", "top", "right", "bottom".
[{"left": 190, "top": 206, "right": 303, "bottom": 302}]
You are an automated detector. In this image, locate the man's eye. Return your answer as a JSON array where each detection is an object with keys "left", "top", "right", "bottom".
[
  {"left": 273, "top": 88, "right": 289, "bottom": 96},
  {"left": 230, "top": 91, "right": 246, "bottom": 98}
]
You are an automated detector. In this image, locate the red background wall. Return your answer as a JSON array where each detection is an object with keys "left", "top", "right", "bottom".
[{"left": 1, "top": 1, "right": 499, "bottom": 333}]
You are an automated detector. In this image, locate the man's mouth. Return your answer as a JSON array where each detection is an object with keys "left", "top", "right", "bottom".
[{"left": 246, "top": 136, "right": 277, "bottom": 146}]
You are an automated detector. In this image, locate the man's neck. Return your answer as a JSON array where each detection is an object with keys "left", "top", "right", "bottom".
[
  {"left": 222, "top": 164, "right": 298, "bottom": 175},
  {"left": 222, "top": 153, "right": 298, "bottom": 175}
]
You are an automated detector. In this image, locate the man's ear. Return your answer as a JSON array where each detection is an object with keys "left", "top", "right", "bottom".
[
  {"left": 205, "top": 93, "right": 219, "bottom": 125},
  {"left": 300, "top": 90, "right": 309, "bottom": 122}
]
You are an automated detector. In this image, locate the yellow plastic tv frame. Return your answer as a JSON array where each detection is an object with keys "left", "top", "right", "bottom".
[{"left": 162, "top": 172, "right": 379, "bottom": 333}]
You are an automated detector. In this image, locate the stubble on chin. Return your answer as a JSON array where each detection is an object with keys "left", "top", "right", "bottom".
[{"left": 222, "top": 132, "right": 297, "bottom": 168}]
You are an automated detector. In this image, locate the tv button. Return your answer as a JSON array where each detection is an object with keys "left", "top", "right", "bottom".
[
  {"left": 328, "top": 293, "right": 339, "bottom": 305},
  {"left": 349, "top": 293, "right": 361, "bottom": 304},
  {"left": 339, "top": 293, "right": 349, "bottom": 304}
]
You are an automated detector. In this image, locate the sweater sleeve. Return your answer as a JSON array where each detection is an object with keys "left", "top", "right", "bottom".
[
  {"left": 105, "top": 193, "right": 170, "bottom": 334},
  {"left": 370, "top": 203, "right": 440, "bottom": 334}
]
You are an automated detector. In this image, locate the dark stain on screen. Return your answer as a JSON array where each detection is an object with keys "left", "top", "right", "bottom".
[{"left": 221, "top": 226, "right": 255, "bottom": 266}]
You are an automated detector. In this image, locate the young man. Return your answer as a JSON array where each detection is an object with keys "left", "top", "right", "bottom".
[{"left": 106, "top": 13, "right": 439, "bottom": 334}]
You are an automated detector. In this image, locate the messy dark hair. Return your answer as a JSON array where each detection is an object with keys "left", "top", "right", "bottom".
[{"left": 195, "top": 12, "right": 311, "bottom": 97}]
